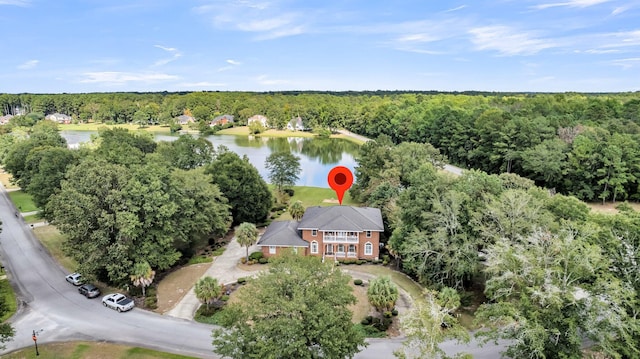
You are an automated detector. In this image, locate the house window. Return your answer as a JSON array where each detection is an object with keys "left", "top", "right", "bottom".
[
  {"left": 269, "top": 246, "right": 276, "bottom": 254},
  {"left": 311, "top": 241, "right": 318, "bottom": 254},
  {"left": 337, "top": 244, "right": 345, "bottom": 253},
  {"left": 366, "top": 231, "right": 372, "bottom": 238},
  {"left": 348, "top": 244, "right": 356, "bottom": 253},
  {"left": 364, "top": 242, "right": 373, "bottom": 256},
  {"left": 312, "top": 229, "right": 317, "bottom": 236}
]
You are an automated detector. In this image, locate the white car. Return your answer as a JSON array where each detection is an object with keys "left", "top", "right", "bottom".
[
  {"left": 65, "top": 273, "right": 83, "bottom": 286},
  {"left": 101, "top": 293, "right": 134, "bottom": 312}
]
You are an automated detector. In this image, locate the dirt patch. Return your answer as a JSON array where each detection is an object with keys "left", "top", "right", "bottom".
[
  {"left": 235, "top": 262, "right": 268, "bottom": 272},
  {"left": 156, "top": 262, "right": 211, "bottom": 314},
  {"left": 586, "top": 201, "right": 640, "bottom": 215},
  {"left": 322, "top": 199, "right": 339, "bottom": 203},
  {"left": 348, "top": 282, "right": 371, "bottom": 323}
]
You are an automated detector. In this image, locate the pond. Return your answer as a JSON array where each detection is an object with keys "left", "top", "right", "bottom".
[{"left": 60, "top": 130, "right": 361, "bottom": 188}]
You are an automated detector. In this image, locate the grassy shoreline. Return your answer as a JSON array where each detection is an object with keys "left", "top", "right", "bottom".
[{"left": 58, "top": 123, "right": 366, "bottom": 145}]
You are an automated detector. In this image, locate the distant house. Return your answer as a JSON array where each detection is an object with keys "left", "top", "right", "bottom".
[
  {"left": 286, "top": 116, "right": 306, "bottom": 131},
  {"left": 45, "top": 113, "right": 72, "bottom": 124},
  {"left": 247, "top": 115, "right": 269, "bottom": 128},
  {"left": 176, "top": 115, "right": 195, "bottom": 125},
  {"left": 0, "top": 114, "right": 13, "bottom": 125},
  {"left": 210, "top": 114, "right": 234, "bottom": 127},
  {"left": 257, "top": 206, "right": 383, "bottom": 261}
]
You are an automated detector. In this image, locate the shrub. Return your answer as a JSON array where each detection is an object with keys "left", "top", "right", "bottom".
[
  {"left": 188, "top": 256, "right": 213, "bottom": 265},
  {"left": 220, "top": 295, "right": 230, "bottom": 301},
  {"left": 354, "top": 279, "right": 363, "bottom": 286},
  {"left": 212, "top": 247, "right": 226, "bottom": 256},
  {"left": 382, "top": 254, "right": 390, "bottom": 262},
  {"left": 237, "top": 277, "right": 247, "bottom": 284},
  {"left": 240, "top": 257, "right": 247, "bottom": 264},
  {"left": 283, "top": 188, "right": 295, "bottom": 197},
  {"left": 361, "top": 317, "right": 372, "bottom": 325},
  {"left": 144, "top": 296, "right": 158, "bottom": 309},
  {"left": 356, "top": 260, "right": 366, "bottom": 265},
  {"left": 383, "top": 311, "right": 393, "bottom": 318},
  {"left": 392, "top": 309, "right": 399, "bottom": 316},
  {"left": 258, "top": 257, "right": 268, "bottom": 264},
  {"left": 249, "top": 251, "right": 264, "bottom": 261}
]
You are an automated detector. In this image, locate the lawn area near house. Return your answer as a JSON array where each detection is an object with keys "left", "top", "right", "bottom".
[
  {"left": 0, "top": 278, "right": 17, "bottom": 322},
  {"left": 58, "top": 123, "right": 172, "bottom": 134},
  {"left": 32, "top": 225, "right": 77, "bottom": 272},
  {"left": 2, "top": 341, "right": 198, "bottom": 359},
  {"left": 156, "top": 262, "right": 211, "bottom": 314},
  {"left": 0, "top": 171, "right": 18, "bottom": 190},
  {"left": 7, "top": 190, "right": 39, "bottom": 213},
  {"left": 345, "top": 265, "right": 423, "bottom": 303},
  {"left": 273, "top": 186, "right": 359, "bottom": 220},
  {"left": 217, "top": 126, "right": 316, "bottom": 138}
]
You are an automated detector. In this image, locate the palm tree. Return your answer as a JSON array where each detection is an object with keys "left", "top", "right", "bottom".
[
  {"left": 236, "top": 222, "right": 259, "bottom": 262},
  {"left": 130, "top": 261, "right": 155, "bottom": 297},
  {"left": 367, "top": 276, "right": 399, "bottom": 314},
  {"left": 195, "top": 276, "right": 221, "bottom": 309},
  {"left": 288, "top": 200, "right": 305, "bottom": 221}
]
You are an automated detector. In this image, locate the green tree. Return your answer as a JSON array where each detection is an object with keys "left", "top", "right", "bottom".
[
  {"left": 395, "top": 289, "right": 469, "bottom": 359},
  {"left": 25, "top": 146, "right": 79, "bottom": 212},
  {"left": 205, "top": 149, "right": 272, "bottom": 225},
  {"left": 130, "top": 261, "right": 155, "bottom": 297},
  {"left": 475, "top": 228, "right": 629, "bottom": 359},
  {"left": 265, "top": 151, "right": 301, "bottom": 193},
  {"left": 236, "top": 222, "right": 259, "bottom": 262},
  {"left": 367, "top": 276, "right": 399, "bottom": 314},
  {"left": 212, "top": 253, "right": 366, "bottom": 358},
  {"left": 288, "top": 200, "right": 305, "bottom": 221},
  {"left": 195, "top": 276, "right": 221, "bottom": 310},
  {"left": 155, "top": 135, "right": 215, "bottom": 170}
]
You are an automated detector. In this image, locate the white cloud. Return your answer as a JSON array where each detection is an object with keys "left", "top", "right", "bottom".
[
  {"left": 226, "top": 59, "right": 241, "bottom": 65},
  {"left": 611, "top": 6, "right": 630, "bottom": 15},
  {"left": 195, "top": 1, "right": 306, "bottom": 40},
  {"left": 0, "top": 0, "right": 30, "bottom": 6},
  {"left": 79, "top": 72, "right": 178, "bottom": 84},
  {"left": 443, "top": 5, "right": 467, "bottom": 13},
  {"left": 256, "top": 74, "right": 290, "bottom": 85},
  {"left": 468, "top": 26, "right": 556, "bottom": 55},
  {"left": 177, "top": 81, "right": 226, "bottom": 87},
  {"left": 153, "top": 45, "right": 182, "bottom": 66},
  {"left": 17, "top": 60, "right": 39, "bottom": 69},
  {"left": 609, "top": 57, "right": 640, "bottom": 69},
  {"left": 532, "top": 0, "right": 613, "bottom": 10}
]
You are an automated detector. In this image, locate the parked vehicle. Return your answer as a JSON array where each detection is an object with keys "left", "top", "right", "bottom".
[
  {"left": 65, "top": 273, "right": 83, "bottom": 286},
  {"left": 101, "top": 293, "right": 134, "bottom": 312},
  {"left": 78, "top": 284, "right": 101, "bottom": 298}
]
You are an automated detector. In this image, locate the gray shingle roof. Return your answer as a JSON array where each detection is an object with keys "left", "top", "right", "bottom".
[
  {"left": 257, "top": 221, "right": 309, "bottom": 247},
  {"left": 298, "top": 206, "right": 383, "bottom": 232}
]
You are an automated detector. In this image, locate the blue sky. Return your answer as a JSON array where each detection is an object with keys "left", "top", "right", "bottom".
[{"left": 1, "top": 0, "right": 639, "bottom": 93}]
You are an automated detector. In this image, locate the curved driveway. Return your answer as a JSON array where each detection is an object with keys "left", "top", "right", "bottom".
[{"left": 0, "top": 184, "right": 504, "bottom": 358}]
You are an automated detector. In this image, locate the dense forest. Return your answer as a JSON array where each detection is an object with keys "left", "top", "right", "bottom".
[
  {"left": 2, "top": 91, "right": 640, "bottom": 357},
  {"left": 2, "top": 91, "right": 639, "bottom": 202}
]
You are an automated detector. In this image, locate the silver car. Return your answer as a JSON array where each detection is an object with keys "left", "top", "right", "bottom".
[
  {"left": 101, "top": 293, "right": 134, "bottom": 312},
  {"left": 65, "top": 273, "right": 83, "bottom": 286}
]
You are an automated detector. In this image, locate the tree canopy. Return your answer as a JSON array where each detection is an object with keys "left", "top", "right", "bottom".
[
  {"left": 212, "top": 253, "right": 366, "bottom": 358},
  {"left": 265, "top": 151, "right": 301, "bottom": 193}
]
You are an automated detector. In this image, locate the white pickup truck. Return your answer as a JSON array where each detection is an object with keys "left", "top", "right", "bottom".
[{"left": 101, "top": 293, "right": 134, "bottom": 312}]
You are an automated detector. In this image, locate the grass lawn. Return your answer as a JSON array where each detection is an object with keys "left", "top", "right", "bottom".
[
  {"left": 217, "top": 126, "right": 316, "bottom": 138},
  {"left": 274, "top": 186, "right": 359, "bottom": 220},
  {"left": 59, "top": 123, "right": 172, "bottom": 134},
  {"left": 345, "top": 265, "right": 424, "bottom": 303},
  {"left": 0, "top": 171, "right": 18, "bottom": 190},
  {"left": 0, "top": 278, "right": 17, "bottom": 321},
  {"left": 2, "top": 341, "right": 198, "bottom": 359},
  {"left": 32, "top": 225, "right": 77, "bottom": 272},
  {"left": 7, "top": 190, "right": 39, "bottom": 213},
  {"left": 23, "top": 213, "right": 45, "bottom": 224}
]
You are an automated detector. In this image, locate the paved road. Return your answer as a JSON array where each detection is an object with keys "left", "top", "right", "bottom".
[{"left": 0, "top": 183, "right": 506, "bottom": 358}]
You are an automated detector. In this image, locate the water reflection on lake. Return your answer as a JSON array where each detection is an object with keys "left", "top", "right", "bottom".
[{"left": 60, "top": 131, "right": 360, "bottom": 188}]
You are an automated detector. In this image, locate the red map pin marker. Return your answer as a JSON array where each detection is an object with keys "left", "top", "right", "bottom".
[{"left": 328, "top": 166, "right": 353, "bottom": 205}]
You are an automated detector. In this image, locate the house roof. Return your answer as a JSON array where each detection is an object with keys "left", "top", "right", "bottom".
[
  {"left": 298, "top": 206, "right": 384, "bottom": 232},
  {"left": 257, "top": 221, "right": 309, "bottom": 247},
  {"left": 213, "top": 114, "right": 234, "bottom": 122},
  {"left": 177, "top": 115, "right": 195, "bottom": 122}
]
